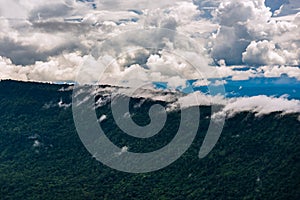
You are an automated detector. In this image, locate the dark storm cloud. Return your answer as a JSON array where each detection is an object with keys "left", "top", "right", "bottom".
[
  {"left": 0, "top": 37, "right": 85, "bottom": 66},
  {"left": 0, "top": 37, "right": 48, "bottom": 65}
]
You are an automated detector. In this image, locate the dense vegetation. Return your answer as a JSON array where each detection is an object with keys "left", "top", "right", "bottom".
[{"left": 0, "top": 80, "right": 299, "bottom": 200}]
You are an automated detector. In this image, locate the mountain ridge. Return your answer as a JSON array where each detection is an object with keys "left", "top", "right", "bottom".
[{"left": 0, "top": 80, "right": 299, "bottom": 199}]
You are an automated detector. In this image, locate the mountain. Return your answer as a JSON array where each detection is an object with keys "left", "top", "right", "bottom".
[{"left": 0, "top": 80, "right": 299, "bottom": 199}]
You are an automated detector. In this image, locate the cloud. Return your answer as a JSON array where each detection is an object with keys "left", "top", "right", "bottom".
[
  {"left": 210, "top": 0, "right": 300, "bottom": 66},
  {"left": 260, "top": 65, "right": 300, "bottom": 80},
  {"left": 115, "top": 146, "right": 128, "bottom": 156},
  {"left": 0, "top": 0, "right": 27, "bottom": 19},
  {"left": 193, "top": 0, "right": 222, "bottom": 18},
  {"left": 1, "top": 0, "right": 299, "bottom": 122},
  {"left": 94, "top": 0, "right": 193, "bottom": 11},
  {"left": 1, "top": 53, "right": 299, "bottom": 85},
  {"left": 58, "top": 98, "right": 71, "bottom": 108},
  {"left": 71, "top": 80, "right": 300, "bottom": 119},
  {"left": 0, "top": 52, "right": 84, "bottom": 81},
  {"left": 107, "top": 87, "right": 300, "bottom": 117},
  {"left": 215, "top": 95, "right": 300, "bottom": 117},
  {"left": 242, "top": 40, "right": 286, "bottom": 65},
  {"left": 265, "top": 0, "right": 289, "bottom": 13},
  {"left": 192, "top": 79, "right": 211, "bottom": 86},
  {"left": 0, "top": 37, "right": 49, "bottom": 65},
  {"left": 176, "top": 91, "right": 227, "bottom": 107},
  {"left": 0, "top": 0, "right": 299, "bottom": 88},
  {"left": 167, "top": 91, "right": 300, "bottom": 117},
  {"left": 273, "top": 0, "right": 300, "bottom": 17},
  {"left": 210, "top": 0, "right": 272, "bottom": 65},
  {"left": 33, "top": 140, "right": 42, "bottom": 148},
  {"left": 98, "top": 114, "right": 107, "bottom": 122},
  {"left": 28, "top": 3, "right": 73, "bottom": 22}
]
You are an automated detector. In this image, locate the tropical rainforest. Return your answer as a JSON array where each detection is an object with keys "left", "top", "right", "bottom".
[{"left": 0, "top": 80, "right": 299, "bottom": 200}]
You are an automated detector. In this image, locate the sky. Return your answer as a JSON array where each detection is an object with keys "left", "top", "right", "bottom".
[{"left": 0, "top": 0, "right": 299, "bottom": 107}]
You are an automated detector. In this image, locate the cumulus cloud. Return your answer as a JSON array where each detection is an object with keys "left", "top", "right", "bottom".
[
  {"left": 0, "top": 0, "right": 299, "bottom": 88},
  {"left": 0, "top": 0, "right": 211, "bottom": 84},
  {"left": 260, "top": 65, "right": 300, "bottom": 80},
  {"left": 210, "top": 0, "right": 300, "bottom": 66},
  {"left": 0, "top": 52, "right": 84, "bottom": 81},
  {"left": 242, "top": 40, "right": 286, "bottom": 65},
  {"left": 210, "top": 0, "right": 271, "bottom": 65}
]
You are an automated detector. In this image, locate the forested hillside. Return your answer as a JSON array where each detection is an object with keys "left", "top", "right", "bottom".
[{"left": 0, "top": 80, "right": 299, "bottom": 200}]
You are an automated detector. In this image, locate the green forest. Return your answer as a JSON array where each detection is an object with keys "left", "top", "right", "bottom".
[{"left": 0, "top": 80, "right": 299, "bottom": 200}]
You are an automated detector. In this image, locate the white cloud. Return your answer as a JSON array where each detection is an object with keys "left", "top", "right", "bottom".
[
  {"left": 98, "top": 114, "right": 107, "bottom": 122},
  {"left": 0, "top": 0, "right": 27, "bottom": 19},
  {"left": 115, "top": 146, "right": 128, "bottom": 156},
  {"left": 168, "top": 91, "right": 300, "bottom": 117},
  {"left": 177, "top": 91, "right": 227, "bottom": 107},
  {"left": 216, "top": 95, "right": 300, "bottom": 117},
  {"left": 0, "top": 0, "right": 299, "bottom": 88},
  {"left": 210, "top": 0, "right": 272, "bottom": 65},
  {"left": 261, "top": 65, "right": 300, "bottom": 80},
  {"left": 161, "top": 90, "right": 300, "bottom": 118},
  {"left": 242, "top": 40, "right": 286, "bottom": 65},
  {"left": 210, "top": 0, "right": 300, "bottom": 66},
  {"left": 33, "top": 140, "right": 42, "bottom": 148},
  {"left": 58, "top": 98, "right": 71, "bottom": 108},
  {"left": 193, "top": 79, "right": 211, "bottom": 87},
  {"left": 0, "top": 52, "right": 84, "bottom": 82},
  {"left": 212, "top": 79, "right": 227, "bottom": 86}
]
